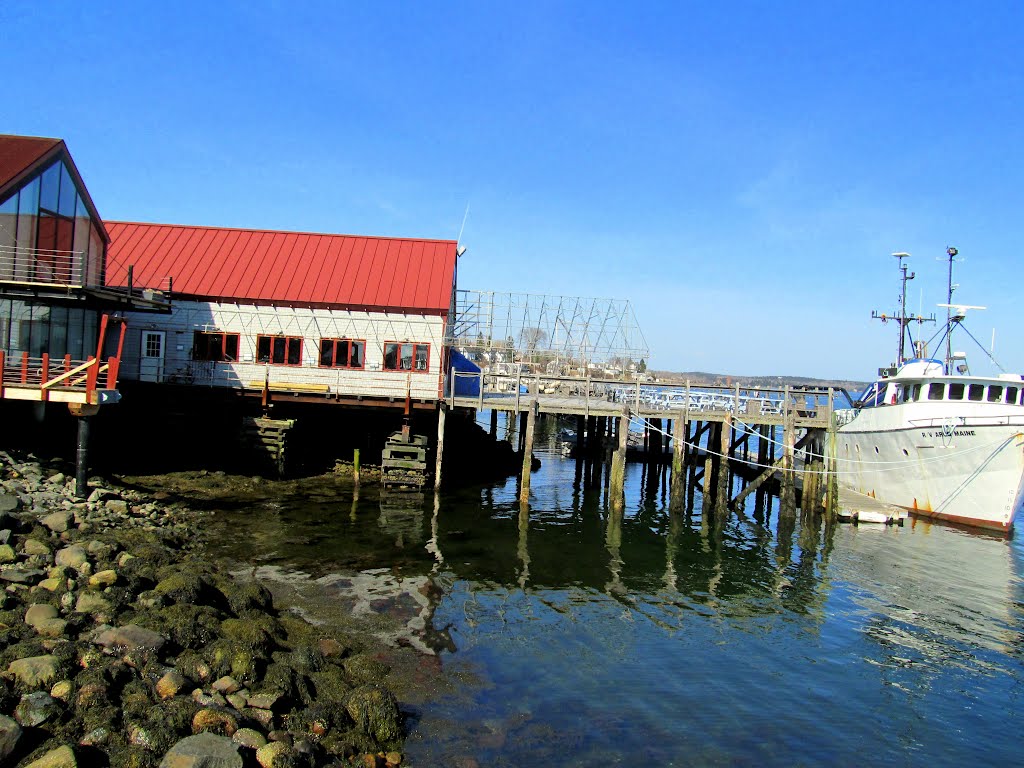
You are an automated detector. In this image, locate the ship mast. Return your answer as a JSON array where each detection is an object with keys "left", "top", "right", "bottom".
[
  {"left": 872, "top": 252, "right": 935, "bottom": 371},
  {"left": 944, "top": 246, "right": 959, "bottom": 370}
]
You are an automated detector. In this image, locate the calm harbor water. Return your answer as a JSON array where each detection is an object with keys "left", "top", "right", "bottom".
[{"left": 206, "top": 428, "right": 1024, "bottom": 767}]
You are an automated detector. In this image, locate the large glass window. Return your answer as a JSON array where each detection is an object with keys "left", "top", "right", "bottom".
[
  {"left": 193, "top": 331, "right": 240, "bottom": 362},
  {"left": 928, "top": 383, "right": 945, "bottom": 400},
  {"left": 0, "top": 160, "right": 100, "bottom": 287},
  {"left": 988, "top": 386, "right": 1003, "bottom": 403},
  {"left": 319, "top": 338, "right": 365, "bottom": 369},
  {"left": 383, "top": 341, "right": 430, "bottom": 372},
  {"left": 57, "top": 164, "right": 77, "bottom": 217},
  {"left": 969, "top": 384, "right": 984, "bottom": 401},
  {"left": 38, "top": 163, "right": 60, "bottom": 212},
  {"left": 257, "top": 335, "right": 302, "bottom": 365}
]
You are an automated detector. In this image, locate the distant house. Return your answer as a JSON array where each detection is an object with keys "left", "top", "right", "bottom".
[
  {"left": 0, "top": 135, "right": 165, "bottom": 412},
  {"left": 105, "top": 222, "right": 459, "bottom": 405}
]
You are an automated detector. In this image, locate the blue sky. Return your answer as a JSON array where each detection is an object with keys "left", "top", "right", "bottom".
[{"left": 4, "top": 1, "right": 1023, "bottom": 379}]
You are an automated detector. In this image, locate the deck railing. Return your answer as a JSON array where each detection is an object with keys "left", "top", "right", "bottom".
[
  {"left": 0, "top": 351, "right": 119, "bottom": 400},
  {"left": 449, "top": 369, "right": 835, "bottom": 422},
  {"left": 0, "top": 245, "right": 88, "bottom": 288}
]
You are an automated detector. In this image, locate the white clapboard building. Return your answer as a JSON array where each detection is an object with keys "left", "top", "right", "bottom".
[{"left": 105, "top": 221, "right": 458, "bottom": 405}]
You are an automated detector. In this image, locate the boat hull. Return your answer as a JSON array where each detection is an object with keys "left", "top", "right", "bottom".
[{"left": 837, "top": 415, "right": 1024, "bottom": 532}]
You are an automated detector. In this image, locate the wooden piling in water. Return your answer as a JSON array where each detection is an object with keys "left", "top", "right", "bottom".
[
  {"left": 489, "top": 409, "right": 498, "bottom": 437},
  {"left": 702, "top": 423, "right": 716, "bottom": 514},
  {"left": 434, "top": 404, "right": 446, "bottom": 491},
  {"left": 670, "top": 415, "right": 685, "bottom": 510},
  {"left": 716, "top": 414, "right": 731, "bottom": 515},
  {"left": 781, "top": 387, "right": 796, "bottom": 513},
  {"left": 519, "top": 399, "right": 539, "bottom": 504},
  {"left": 609, "top": 407, "right": 629, "bottom": 513}
]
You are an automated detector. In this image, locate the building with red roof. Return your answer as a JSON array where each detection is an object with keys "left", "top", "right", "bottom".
[
  {"left": 0, "top": 135, "right": 167, "bottom": 420},
  {"left": 106, "top": 220, "right": 461, "bottom": 404}
]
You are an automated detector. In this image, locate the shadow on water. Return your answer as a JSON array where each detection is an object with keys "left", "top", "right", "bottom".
[{"left": 204, "top": 445, "right": 1024, "bottom": 767}]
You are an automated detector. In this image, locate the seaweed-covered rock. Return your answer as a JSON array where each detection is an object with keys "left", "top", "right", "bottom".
[
  {"left": 212, "top": 576, "right": 274, "bottom": 616},
  {"left": 345, "top": 685, "right": 402, "bottom": 747},
  {"left": 151, "top": 604, "right": 223, "bottom": 652},
  {"left": 0, "top": 713, "right": 22, "bottom": 762},
  {"left": 14, "top": 690, "right": 61, "bottom": 727}
]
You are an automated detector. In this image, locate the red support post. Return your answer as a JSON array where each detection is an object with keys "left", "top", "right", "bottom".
[
  {"left": 21, "top": 352, "right": 28, "bottom": 384},
  {"left": 106, "top": 357, "right": 120, "bottom": 389},
  {"left": 64, "top": 354, "right": 71, "bottom": 373},
  {"left": 95, "top": 314, "right": 110, "bottom": 362}
]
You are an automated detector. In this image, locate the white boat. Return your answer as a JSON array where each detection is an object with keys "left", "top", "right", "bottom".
[{"left": 836, "top": 250, "right": 1024, "bottom": 533}]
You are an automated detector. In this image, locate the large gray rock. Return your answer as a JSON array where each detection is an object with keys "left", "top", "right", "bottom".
[
  {"left": 0, "top": 714, "right": 21, "bottom": 763},
  {"left": 0, "top": 493, "right": 21, "bottom": 513},
  {"left": 25, "top": 603, "right": 59, "bottom": 628},
  {"left": 40, "top": 511, "right": 72, "bottom": 533},
  {"left": 54, "top": 545, "right": 88, "bottom": 570},
  {"left": 93, "top": 624, "right": 166, "bottom": 654},
  {"left": 7, "top": 656, "right": 60, "bottom": 688},
  {"left": 15, "top": 691, "right": 59, "bottom": 727},
  {"left": 0, "top": 567, "right": 44, "bottom": 584},
  {"left": 159, "top": 732, "right": 242, "bottom": 768}
]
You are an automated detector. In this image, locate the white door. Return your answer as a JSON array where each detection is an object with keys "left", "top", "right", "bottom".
[{"left": 139, "top": 331, "right": 165, "bottom": 383}]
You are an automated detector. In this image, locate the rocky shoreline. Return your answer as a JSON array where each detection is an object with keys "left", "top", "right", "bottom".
[{"left": 0, "top": 450, "right": 407, "bottom": 768}]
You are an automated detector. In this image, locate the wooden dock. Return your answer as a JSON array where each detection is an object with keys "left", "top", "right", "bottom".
[{"left": 442, "top": 371, "right": 841, "bottom": 518}]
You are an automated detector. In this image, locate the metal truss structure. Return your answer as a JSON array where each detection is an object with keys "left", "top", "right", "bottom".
[{"left": 449, "top": 289, "right": 650, "bottom": 376}]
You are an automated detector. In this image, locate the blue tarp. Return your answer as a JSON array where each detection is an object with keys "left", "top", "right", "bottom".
[{"left": 450, "top": 348, "right": 482, "bottom": 396}]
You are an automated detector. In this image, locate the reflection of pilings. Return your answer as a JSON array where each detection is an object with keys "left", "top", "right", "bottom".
[
  {"left": 517, "top": 501, "right": 530, "bottom": 589},
  {"left": 605, "top": 496, "right": 624, "bottom": 596},
  {"left": 664, "top": 497, "right": 684, "bottom": 591},
  {"left": 427, "top": 493, "right": 443, "bottom": 568}
]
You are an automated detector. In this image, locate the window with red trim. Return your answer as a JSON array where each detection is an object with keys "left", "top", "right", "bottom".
[
  {"left": 193, "top": 331, "right": 240, "bottom": 362},
  {"left": 256, "top": 335, "right": 302, "bottom": 365},
  {"left": 383, "top": 342, "right": 430, "bottom": 372},
  {"left": 319, "top": 338, "right": 365, "bottom": 369}
]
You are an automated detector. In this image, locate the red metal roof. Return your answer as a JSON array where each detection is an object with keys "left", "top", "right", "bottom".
[
  {"left": 0, "top": 135, "right": 62, "bottom": 197},
  {"left": 104, "top": 221, "right": 458, "bottom": 314}
]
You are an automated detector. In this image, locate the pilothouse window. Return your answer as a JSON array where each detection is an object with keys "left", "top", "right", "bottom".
[
  {"left": 969, "top": 384, "right": 984, "bottom": 401},
  {"left": 928, "top": 383, "right": 945, "bottom": 400},
  {"left": 949, "top": 383, "right": 965, "bottom": 400},
  {"left": 988, "top": 386, "right": 1004, "bottom": 403},
  {"left": 1007, "top": 387, "right": 1019, "bottom": 405}
]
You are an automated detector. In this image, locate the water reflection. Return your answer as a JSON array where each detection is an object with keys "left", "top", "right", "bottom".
[{"left": 205, "top": 449, "right": 1024, "bottom": 766}]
